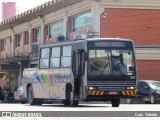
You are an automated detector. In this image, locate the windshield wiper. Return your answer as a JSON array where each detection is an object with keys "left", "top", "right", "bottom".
[{"left": 100, "top": 62, "right": 110, "bottom": 75}]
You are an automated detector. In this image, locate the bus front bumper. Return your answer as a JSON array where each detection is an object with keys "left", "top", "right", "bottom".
[{"left": 86, "top": 90, "right": 137, "bottom": 98}]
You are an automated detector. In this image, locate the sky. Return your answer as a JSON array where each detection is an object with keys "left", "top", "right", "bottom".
[{"left": 0, "top": 0, "right": 51, "bottom": 21}]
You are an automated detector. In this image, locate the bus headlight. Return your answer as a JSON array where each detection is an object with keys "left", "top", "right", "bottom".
[
  {"left": 88, "top": 87, "right": 97, "bottom": 90},
  {"left": 126, "top": 86, "right": 136, "bottom": 90}
]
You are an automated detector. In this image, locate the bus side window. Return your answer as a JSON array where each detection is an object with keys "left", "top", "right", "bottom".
[
  {"left": 61, "top": 46, "right": 72, "bottom": 67},
  {"left": 40, "top": 48, "right": 50, "bottom": 68},
  {"left": 50, "top": 47, "right": 61, "bottom": 68}
]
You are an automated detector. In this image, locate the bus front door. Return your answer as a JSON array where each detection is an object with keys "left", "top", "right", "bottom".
[{"left": 73, "top": 50, "right": 84, "bottom": 99}]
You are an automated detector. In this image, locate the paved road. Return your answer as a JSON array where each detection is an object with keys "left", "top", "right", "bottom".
[
  {"left": 0, "top": 102, "right": 160, "bottom": 111},
  {"left": 0, "top": 102, "right": 159, "bottom": 120}
]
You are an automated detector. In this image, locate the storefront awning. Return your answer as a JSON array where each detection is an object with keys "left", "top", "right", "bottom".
[
  {"left": 0, "top": 56, "right": 28, "bottom": 63},
  {"left": 0, "top": 64, "right": 20, "bottom": 72}
]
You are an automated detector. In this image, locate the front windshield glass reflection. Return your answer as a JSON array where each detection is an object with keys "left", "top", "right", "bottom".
[{"left": 88, "top": 49, "right": 134, "bottom": 75}]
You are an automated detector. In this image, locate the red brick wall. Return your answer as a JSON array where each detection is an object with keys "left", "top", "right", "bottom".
[
  {"left": 100, "top": 8, "right": 160, "bottom": 81},
  {"left": 0, "top": 37, "right": 12, "bottom": 58},
  {"left": 137, "top": 60, "right": 160, "bottom": 81},
  {"left": 100, "top": 8, "right": 160, "bottom": 45},
  {"left": 23, "top": 45, "right": 29, "bottom": 56}
]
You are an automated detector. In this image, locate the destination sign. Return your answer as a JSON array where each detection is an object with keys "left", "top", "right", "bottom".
[{"left": 88, "top": 41, "right": 132, "bottom": 48}]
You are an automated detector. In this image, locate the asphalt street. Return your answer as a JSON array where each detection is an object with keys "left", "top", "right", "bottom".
[{"left": 0, "top": 102, "right": 159, "bottom": 120}]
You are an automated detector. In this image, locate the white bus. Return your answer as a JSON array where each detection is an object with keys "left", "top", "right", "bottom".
[{"left": 23, "top": 38, "right": 137, "bottom": 107}]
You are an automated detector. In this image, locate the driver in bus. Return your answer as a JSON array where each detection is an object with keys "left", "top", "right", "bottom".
[{"left": 112, "top": 56, "right": 122, "bottom": 71}]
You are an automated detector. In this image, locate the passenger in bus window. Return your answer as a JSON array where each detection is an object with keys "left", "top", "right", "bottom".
[{"left": 89, "top": 59, "right": 99, "bottom": 71}]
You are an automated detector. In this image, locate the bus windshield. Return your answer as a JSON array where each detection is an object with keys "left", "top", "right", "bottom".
[{"left": 88, "top": 49, "right": 135, "bottom": 75}]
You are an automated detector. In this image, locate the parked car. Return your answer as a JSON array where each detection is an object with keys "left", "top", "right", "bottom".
[
  {"left": 126, "top": 80, "right": 160, "bottom": 104},
  {"left": 14, "top": 85, "right": 26, "bottom": 104}
]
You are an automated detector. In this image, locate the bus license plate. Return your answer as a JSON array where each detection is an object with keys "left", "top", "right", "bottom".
[{"left": 108, "top": 91, "right": 118, "bottom": 95}]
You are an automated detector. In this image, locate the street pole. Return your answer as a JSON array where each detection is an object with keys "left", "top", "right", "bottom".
[
  {"left": 102, "top": 12, "right": 107, "bottom": 37},
  {"left": 8, "top": 72, "right": 10, "bottom": 91}
]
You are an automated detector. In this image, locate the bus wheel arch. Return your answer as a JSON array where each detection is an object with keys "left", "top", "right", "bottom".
[
  {"left": 27, "top": 84, "right": 36, "bottom": 105},
  {"left": 63, "top": 83, "right": 72, "bottom": 106},
  {"left": 26, "top": 84, "right": 31, "bottom": 98},
  {"left": 66, "top": 83, "right": 72, "bottom": 100}
]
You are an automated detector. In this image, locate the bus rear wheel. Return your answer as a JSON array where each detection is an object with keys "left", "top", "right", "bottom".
[
  {"left": 28, "top": 86, "right": 36, "bottom": 105},
  {"left": 69, "top": 90, "right": 78, "bottom": 107},
  {"left": 36, "top": 99, "right": 44, "bottom": 105},
  {"left": 111, "top": 98, "right": 120, "bottom": 107},
  {"left": 62, "top": 100, "right": 70, "bottom": 106},
  {"left": 63, "top": 87, "right": 71, "bottom": 106},
  {"left": 21, "top": 100, "right": 26, "bottom": 104}
]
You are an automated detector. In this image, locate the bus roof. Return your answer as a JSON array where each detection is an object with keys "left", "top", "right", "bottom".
[{"left": 40, "top": 38, "right": 133, "bottom": 48}]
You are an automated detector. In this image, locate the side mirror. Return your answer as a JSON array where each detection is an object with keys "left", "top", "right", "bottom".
[
  {"left": 144, "top": 86, "right": 149, "bottom": 90},
  {"left": 129, "top": 66, "right": 134, "bottom": 71}
]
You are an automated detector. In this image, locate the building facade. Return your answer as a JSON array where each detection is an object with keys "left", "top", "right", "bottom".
[
  {"left": 2, "top": 2, "right": 16, "bottom": 21},
  {"left": 0, "top": 0, "right": 160, "bottom": 90}
]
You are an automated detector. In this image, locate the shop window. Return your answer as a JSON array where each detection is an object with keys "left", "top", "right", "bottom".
[
  {"left": 49, "top": 20, "right": 64, "bottom": 38},
  {"left": 73, "top": 12, "right": 93, "bottom": 31},
  {"left": 24, "top": 31, "right": 29, "bottom": 45},
  {"left": 16, "top": 34, "right": 22, "bottom": 47},
  {"left": 33, "top": 27, "right": 41, "bottom": 42},
  {"left": 1, "top": 38, "right": 8, "bottom": 51}
]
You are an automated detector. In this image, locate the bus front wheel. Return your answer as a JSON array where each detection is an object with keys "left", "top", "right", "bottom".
[
  {"left": 28, "top": 86, "right": 36, "bottom": 105},
  {"left": 111, "top": 98, "right": 120, "bottom": 107}
]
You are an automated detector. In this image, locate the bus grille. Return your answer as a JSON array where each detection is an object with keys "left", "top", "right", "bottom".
[{"left": 88, "top": 81, "right": 136, "bottom": 91}]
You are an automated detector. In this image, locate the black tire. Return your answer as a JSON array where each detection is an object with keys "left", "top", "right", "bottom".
[
  {"left": 27, "top": 86, "right": 36, "bottom": 105},
  {"left": 111, "top": 98, "right": 120, "bottom": 107},
  {"left": 63, "top": 87, "right": 71, "bottom": 106},
  {"left": 36, "top": 99, "right": 44, "bottom": 105},
  {"left": 62, "top": 100, "right": 70, "bottom": 106},
  {"left": 69, "top": 90, "right": 78, "bottom": 107},
  {"left": 144, "top": 101, "right": 150, "bottom": 104},
  {"left": 65, "top": 86, "right": 78, "bottom": 107},
  {"left": 150, "top": 95, "right": 156, "bottom": 104},
  {"left": 21, "top": 100, "right": 26, "bottom": 104}
]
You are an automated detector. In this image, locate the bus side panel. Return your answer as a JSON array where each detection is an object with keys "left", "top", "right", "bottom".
[
  {"left": 58, "top": 83, "right": 66, "bottom": 99},
  {"left": 33, "top": 69, "right": 50, "bottom": 98},
  {"left": 49, "top": 68, "right": 74, "bottom": 99},
  {"left": 23, "top": 68, "right": 51, "bottom": 99},
  {"left": 23, "top": 68, "right": 37, "bottom": 98},
  {"left": 59, "top": 68, "right": 74, "bottom": 99},
  {"left": 23, "top": 82, "right": 50, "bottom": 99},
  {"left": 32, "top": 82, "right": 50, "bottom": 99},
  {"left": 49, "top": 69, "right": 60, "bottom": 99},
  {"left": 23, "top": 68, "right": 74, "bottom": 100}
]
